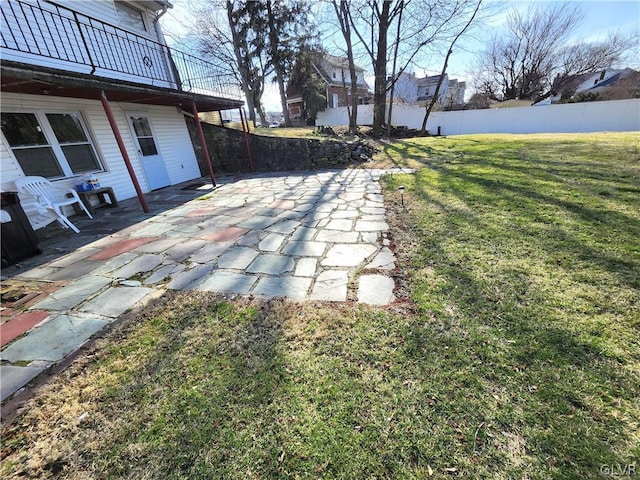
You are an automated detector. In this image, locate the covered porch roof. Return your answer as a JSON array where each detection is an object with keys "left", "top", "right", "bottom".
[{"left": 1, "top": 61, "right": 244, "bottom": 113}]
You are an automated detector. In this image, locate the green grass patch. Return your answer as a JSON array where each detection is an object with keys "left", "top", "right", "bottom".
[
  {"left": 253, "top": 126, "right": 317, "bottom": 138},
  {"left": 2, "top": 133, "right": 638, "bottom": 479}
]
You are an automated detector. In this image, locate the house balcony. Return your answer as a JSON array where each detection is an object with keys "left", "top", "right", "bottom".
[{"left": 1, "top": 0, "right": 242, "bottom": 109}]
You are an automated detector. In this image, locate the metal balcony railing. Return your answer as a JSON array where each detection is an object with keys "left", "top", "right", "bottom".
[{"left": 1, "top": 0, "right": 241, "bottom": 100}]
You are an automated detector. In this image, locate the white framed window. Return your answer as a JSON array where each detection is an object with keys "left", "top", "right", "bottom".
[
  {"left": 115, "top": 1, "right": 147, "bottom": 33},
  {"left": 1, "top": 111, "right": 103, "bottom": 179},
  {"left": 332, "top": 93, "right": 339, "bottom": 108}
]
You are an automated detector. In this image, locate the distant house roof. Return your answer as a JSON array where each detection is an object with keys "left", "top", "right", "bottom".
[
  {"left": 322, "top": 54, "right": 365, "bottom": 73},
  {"left": 549, "top": 67, "right": 639, "bottom": 103},
  {"left": 416, "top": 75, "right": 443, "bottom": 88},
  {"left": 315, "top": 54, "right": 369, "bottom": 90}
]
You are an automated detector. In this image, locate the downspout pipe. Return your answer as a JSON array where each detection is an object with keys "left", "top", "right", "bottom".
[
  {"left": 100, "top": 91, "right": 149, "bottom": 213},
  {"left": 191, "top": 101, "right": 217, "bottom": 186}
]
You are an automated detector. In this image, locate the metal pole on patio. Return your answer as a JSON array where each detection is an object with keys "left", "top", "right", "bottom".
[
  {"left": 99, "top": 91, "right": 149, "bottom": 213},
  {"left": 238, "top": 107, "right": 254, "bottom": 172},
  {"left": 191, "top": 101, "right": 217, "bottom": 187}
]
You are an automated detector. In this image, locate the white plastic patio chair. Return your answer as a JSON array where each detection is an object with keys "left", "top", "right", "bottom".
[{"left": 14, "top": 176, "right": 93, "bottom": 234}]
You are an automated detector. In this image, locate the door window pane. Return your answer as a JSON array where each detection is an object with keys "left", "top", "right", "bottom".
[
  {"left": 130, "top": 116, "right": 153, "bottom": 137},
  {"left": 137, "top": 137, "right": 158, "bottom": 156},
  {"left": 130, "top": 116, "right": 158, "bottom": 156},
  {"left": 1, "top": 113, "right": 48, "bottom": 147}
]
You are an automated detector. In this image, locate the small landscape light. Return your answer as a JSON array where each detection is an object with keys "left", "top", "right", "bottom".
[{"left": 398, "top": 185, "right": 405, "bottom": 207}]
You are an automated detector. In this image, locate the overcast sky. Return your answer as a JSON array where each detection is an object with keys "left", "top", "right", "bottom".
[{"left": 160, "top": 0, "right": 640, "bottom": 110}]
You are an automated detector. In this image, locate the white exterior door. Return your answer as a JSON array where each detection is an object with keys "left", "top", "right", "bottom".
[{"left": 127, "top": 113, "right": 170, "bottom": 190}]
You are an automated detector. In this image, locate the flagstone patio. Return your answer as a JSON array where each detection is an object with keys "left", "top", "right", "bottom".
[{"left": 0, "top": 168, "right": 412, "bottom": 402}]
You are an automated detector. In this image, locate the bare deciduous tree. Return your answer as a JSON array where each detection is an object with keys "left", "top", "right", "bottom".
[
  {"left": 347, "top": 0, "right": 486, "bottom": 137},
  {"left": 474, "top": 4, "right": 636, "bottom": 102},
  {"left": 421, "top": 0, "right": 482, "bottom": 131},
  {"left": 331, "top": 0, "right": 360, "bottom": 134},
  {"left": 192, "top": 0, "right": 269, "bottom": 126}
]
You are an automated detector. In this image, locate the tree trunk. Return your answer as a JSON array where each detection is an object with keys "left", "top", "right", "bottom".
[
  {"left": 420, "top": 49, "right": 450, "bottom": 132},
  {"left": 226, "top": 0, "right": 255, "bottom": 124},
  {"left": 386, "top": 0, "right": 404, "bottom": 138},
  {"left": 266, "top": 0, "right": 293, "bottom": 127},
  {"left": 372, "top": 0, "right": 391, "bottom": 137},
  {"left": 334, "top": 0, "right": 359, "bottom": 133}
]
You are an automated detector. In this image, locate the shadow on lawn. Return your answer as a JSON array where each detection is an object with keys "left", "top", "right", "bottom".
[
  {"left": 49, "top": 293, "right": 290, "bottom": 478},
  {"left": 385, "top": 155, "right": 639, "bottom": 476},
  {"left": 401, "top": 241, "right": 638, "bottom": 476},
  {"left": 415, "top": 160, "right": 640, "bottom": 290}
]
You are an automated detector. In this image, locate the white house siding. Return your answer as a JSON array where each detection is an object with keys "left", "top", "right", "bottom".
[
  {"left": 139, "top": 105, "right": 202, "bottom": 185},
  {"left": 392, "top": 74, "right": 419, "bottom": 103},
  {"left": 1, "top": 93, "right": 202, "bottom": 204}
]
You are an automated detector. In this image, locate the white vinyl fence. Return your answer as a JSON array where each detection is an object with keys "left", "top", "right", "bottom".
[{"left": 317, "top": 98, "right": 640, "bottom": 135}]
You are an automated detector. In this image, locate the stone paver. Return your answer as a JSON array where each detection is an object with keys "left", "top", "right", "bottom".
[
  {"left": 290, "top": 227, "right": 317, "bottom": 240},
  {"left": 48, "top": 248, "right": 99, "bottom": 268},
  {"left": 144, "top": 263, "right": 185, "bottom": 285},
  {"left": 0, "top": 169, "right": 413, "bottom": 404},
  {"left": 253, "top": 276, "right": 312, "bottom": 300},
  {"left": 310, "top": 270, "right": 349, "bottom": 302},
  {"left": 109, "top": 254, "right": 163, "bottom": 279},
  {"left": 247, "top": 254, "right": 295, "bottom": 275},
  {"left": 268, "top": 199, "right": 295, "bottom": 209},
  {"left": 130, "top": 222, "right": 175, "bottom": 237},
  {"left": 1, "top": 363, "right": 50, "bottom": 402},
  {"left": 166, "top": 264, "right": 214, "bottom": 290},
  {"left": 282, "top": 241, "right": 326, "bottom": 257},
  {"left": 367, "top": 247, "right": 396, "bottom": 270},
  {"left": 321, "top": 244, "right": 377, "bottom": 267},
  {"left": 315, "top": 230, "right": 360, "bottom": 243},
  {"left": 132, "top": 237, "right": 182, "bottom": 253},
  {"left": 295, "top": 258, "right": 317, "bottom": 277},
  {"left": 1, "top": 314, "right": 109, "bottom": 362},
  {"left": 217, "top": 246, "right": 260, "bottom": 269},
  {"left": 90, "top": 237, "right": 158, "bottom": 260},
  {"left": 267, "top": 219, "right": 300, "bottom": 234},
  {"left": 237, "top": 230, "right": 262, "bottom": 246},
  {"left": 355, "top": 220, "right": 389, "bottom": 231},
  {"left": 325, "top": 219, "right": 353, "bottom": 231},
  {"left": 30, "top": 275, "right": 112, "bottom": 311},
  {"left": 196, "top": 271, "right": 257, "bottom": 294},
  {"left": 189, "top": 243, "right": 231, "bottom": 263},
  {"left": 1, "top": 310, "right": 50, "bottom": 347},
  {"left": 237, "top": 215, "right": 278, "bottom": 230},
  {"left": 92, "top": 252, "right": 138, "bottom": 275},
  {"left": 78, "top": 286, "right": 153, "bottom": 318},
  {"left": 259, "top": 233, "right": 286, "bottom": 252},
  {"left": 46, "top": 260, "right": 99, "bottom": 281},
  {"left": 358, "top": 275, "right": 396, "bottom": 305},
  {"left": 200, "top": 226, "right": 249, "bottom": 243},
  {"left": 166, "top": 239, "right": 208, "bottom": 262}
]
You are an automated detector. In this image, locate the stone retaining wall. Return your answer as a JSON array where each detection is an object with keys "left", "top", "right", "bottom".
[{"left": 185, "top": 116, "right": 368, "bottom": 174}]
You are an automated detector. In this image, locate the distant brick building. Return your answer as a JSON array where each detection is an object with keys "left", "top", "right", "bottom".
[{"left": 287, "top": 54, "right": 371, "bottom": 121}]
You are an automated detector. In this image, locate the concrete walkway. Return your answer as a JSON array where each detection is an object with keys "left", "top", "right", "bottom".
[{"left": 0, "top": 169, "right": 412, "bottom": 403}]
